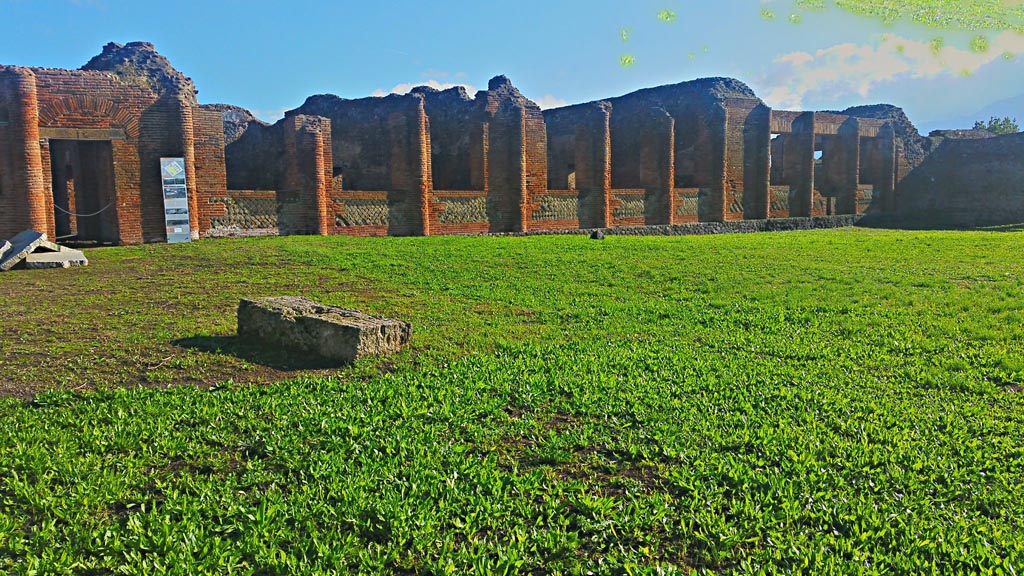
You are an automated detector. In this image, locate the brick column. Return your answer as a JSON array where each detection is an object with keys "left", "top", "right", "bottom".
[
  {"left": 387, "top": 98, "right": 430, "bottom": 236},
  {"left": 640, "top": 108, "right": 675, "bottom": 226},
  {"left": 877, "top": 123, "right": 897, "bottom": 213},
  {"left": 745, "top": 104, "right": 772, "bottom": 220},
  {"left": 175, "top": 99, "right": 201, "bottom": 239},
  {"left": 281, "top": 115, "right": 331, "bottom": 235},
  {"left": 786, "top": 112, "right": 816, "bottom": 218},
  {"left": 575, "top": 102, "right": 612, "bottom": 228},
  {"left": 835, "top": 117, "right": 860, "bottom": 215},
  {"left": 519, "top": 104, "right": 547, "bottom": 233},
  {"left": 702, "top": 104, "right": 728, "bottom": 222},
  {"left": 3, "top": 67, "right": 50, "bottom": 236}
]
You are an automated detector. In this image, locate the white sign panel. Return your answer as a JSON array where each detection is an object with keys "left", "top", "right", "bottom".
[{"left": 160, "top": 157, "right": 191, "bottom": 243}]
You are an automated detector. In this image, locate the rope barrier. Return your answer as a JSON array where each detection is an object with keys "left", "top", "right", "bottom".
[{"left": 53, "top": 202, "right": 113, "bottom": 218}]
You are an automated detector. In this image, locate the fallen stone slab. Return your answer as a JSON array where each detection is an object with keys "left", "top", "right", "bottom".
[
  {"left": 0, "top": 241, "right": 10, "bottom": 261},
  {"left": 0, "top": 230, "right": 48, "bottom": 271},
  {"left": 23, "top": 249, "right": 89, "bottom": 270},
  {"left": 237, "top": 296, "right": 411, "bottom": 364}
]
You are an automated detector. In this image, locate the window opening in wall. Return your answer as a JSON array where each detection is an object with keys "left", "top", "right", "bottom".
[
  {"left": 567, "top": 164, "right": 576, "bottom": 190},
  {"left": 769, "top": 133, "right": 782, "bottom": 180}
]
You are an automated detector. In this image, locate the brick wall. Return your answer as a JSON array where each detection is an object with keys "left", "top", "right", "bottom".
[
  {"left": 206, "top": 190, "right": 278, "bottom": 233},
  {"left": 895, "top": 132, "right": 1024, "bottom": 226},
  {"left": 0, "top": 62, "right": 231, "bottom": 245},
  {"left": 194, "top": 107, "right": 228, "bottom": 235},
  {"left": 723, "top": 98, "right": 770, "bottom": 220},
  {"left": 288, "top": 93, "right": 430, "bottom": 236},
  {"left": 429, "top": 190, "right": 490, "bottom": 235},
  {"left": 544, "top": 101, "right": 611, "bottom": 228}
]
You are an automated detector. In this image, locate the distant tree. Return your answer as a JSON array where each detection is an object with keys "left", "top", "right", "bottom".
[{"left": 972, "top": 116, "right": 1020, "bottom": 134}]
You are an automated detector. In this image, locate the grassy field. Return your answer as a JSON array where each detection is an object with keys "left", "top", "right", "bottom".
[{"left": 0, "top": 229, "right": 1022, "bottom": 574}]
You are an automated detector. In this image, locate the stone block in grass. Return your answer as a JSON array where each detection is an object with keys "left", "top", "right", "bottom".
[{"left": 237, "top": 296, "right": 411, "bottom": 364}]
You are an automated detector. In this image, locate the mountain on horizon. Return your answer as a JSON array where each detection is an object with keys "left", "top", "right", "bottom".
[{"left": 919, "top": 92, "right": 1024, "bottom": 134}]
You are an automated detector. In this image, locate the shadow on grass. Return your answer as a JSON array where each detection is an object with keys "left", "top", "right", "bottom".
[
  {"left": 856, "top": 214, "right": 1024, "bottom": 232},
  {"left": 172, "top": 336, "right": 343, "bottom": 371}
]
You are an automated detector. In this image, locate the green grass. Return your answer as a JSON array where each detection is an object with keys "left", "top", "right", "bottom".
[{"left": 1, "top": 229, "right": 1023, "bottom": 574}]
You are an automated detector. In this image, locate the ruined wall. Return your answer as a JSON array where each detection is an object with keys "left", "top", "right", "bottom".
[
  {"left": 289, "top": 93, "right": 430, "bottom": 236},
  {"left": 544, "top": 101, "right": 612, "bottom": 228},
  {"left": 194, "top": 106, "right": 228, "bottom": 235},
  {"left": 723, "top": 98, "right": 770, "bottom": 220},
  {"left": 895, "top": 133, "right": 1024, "bottom": 226},
  {"left": 482, "top": 76, "right": 546, "bottom": 233},
  {"left": 0, "top": 42, "right": 232, "bottom": 245},
  {"left": 205, "top": 190, "right": 278, "bottom": 234}
]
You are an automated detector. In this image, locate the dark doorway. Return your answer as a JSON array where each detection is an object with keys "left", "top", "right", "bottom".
[{"left": 49, "top": 140, "right": 118, "bottom": 244}]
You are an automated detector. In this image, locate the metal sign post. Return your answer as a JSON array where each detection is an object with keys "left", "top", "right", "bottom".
[{"left": 160, "top": 158, "right": 192, "bottom": 243}]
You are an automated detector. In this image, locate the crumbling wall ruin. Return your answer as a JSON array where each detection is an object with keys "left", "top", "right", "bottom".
[{"left": 5, "top": 41, "right": 1024, "bottom": 243}]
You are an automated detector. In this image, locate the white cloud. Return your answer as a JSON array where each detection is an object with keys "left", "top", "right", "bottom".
[
  {"left": 371, "top": 80, "right": 477, "bottom": 98},
  {"left": 534, "top": 94, "right": 569, "bottom": 110},
  {"left": 759, "top": 31, "right": 1024, "bottom": 109},
  {"left": 252, "top": 107, "right": 289, "bottom": 122}
]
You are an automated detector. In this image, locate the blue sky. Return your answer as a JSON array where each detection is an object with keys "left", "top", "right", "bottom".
[{"left": 2, "top": 0, "right": 1022, "bottom": 131}]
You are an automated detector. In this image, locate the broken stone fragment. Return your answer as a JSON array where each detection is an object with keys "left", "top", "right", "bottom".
[
  {"left": 0, "top": 230, "right": 48, "bottom": 271},
  {"left": 23, "top": 249, "right": 89, "bottom": 269},
  {"left": 237, "top": 296, "right": 411, "bottom": 365},
  {"left": 0, "top": 241, "right": 10, "bottom": 261}
]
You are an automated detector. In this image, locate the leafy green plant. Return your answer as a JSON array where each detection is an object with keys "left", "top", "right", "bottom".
[{"left": 1, "top": 229, "right": 1024, "bottom": 573}]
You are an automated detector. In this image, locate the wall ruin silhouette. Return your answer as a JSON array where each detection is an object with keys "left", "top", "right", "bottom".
[{"left": 2, "top": 42, "right": 1022, "bottom": 244}]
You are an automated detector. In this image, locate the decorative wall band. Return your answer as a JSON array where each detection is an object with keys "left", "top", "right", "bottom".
[
  {"left": 437, "top": 196, "right": 488, "bottom": 224},
  {"left": 209, "top": 196, "right": 278, "bottom": 230},
  {"left": 613, "top": 195, "right": 645, "bottom": 220},
  {"left": 336, "top": 198, "right": 389, "bottom": 227},
  {"left": 533, "top": 195, "right": 579, "bottom": 221}
]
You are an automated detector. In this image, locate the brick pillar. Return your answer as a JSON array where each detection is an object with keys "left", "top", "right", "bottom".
[
  {"left": 787, "top": 112, "right": 816, "bottom": 218},
  {"left": 387, "top": 98, "right": 430, "bottom": 236},
  {"left": 835, "top": 117, "right": 860, "bottom": 215},
  {"left": 39, "top": 138, "right": 55, "bottom": 237},
  {"left": 701, "top": 104, "right": 728, "bottom": 223},
  {"left": 3, "top": 67, "right": 50, "bottom": 236},
  {"left": 877, "top": 123, "right": 897, "bottom": 213},
  {"left": 575, "top": 102, "right": 612, "bottom": 228},
  {"left": 108, "top": 139, "right": 142, "bottom": 244},
  {"left": 745, "top": 104, "right": 772, "bottom": 220},
  {"left": 418, "top": 104, "right": 433, "bottom": 236},
  {"left": 175, "top": 99, "right": 201, "bottom": 240},
  {"left": 640, "top": 108, "right": 675, "bottom": 226},
  {"left": 470, "top": 122, "right": 488, "bottom": 192},
  {"left": 281, "top": 115, "right": 331, "bottom": 235},
  {"left": 520, "top": 105, "right": 547, "bottom": 233}
]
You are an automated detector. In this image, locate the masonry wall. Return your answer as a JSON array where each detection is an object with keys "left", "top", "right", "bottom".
[
  {"left": 193, "top": 107, "right": 228, "bottom": 235},
  {"left": 544, "top": 101, "right": 612, "bottom": 228},
  {"left": 288, "top": 94, "right": 430, "bottom": 236},
  {"left": 894, "top": 133, "right": 1024, "bottom": 226},
  {"left": 723, "top": 98, "right": 770, "bottom": 220}
]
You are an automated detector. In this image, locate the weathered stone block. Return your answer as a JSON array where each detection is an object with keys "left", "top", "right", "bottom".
[
  {"left": 237, "top": 296, "right": 411, "bottom": 364},
  {"left": 24, "top": 249, "right": 88, "bottom": 269}
]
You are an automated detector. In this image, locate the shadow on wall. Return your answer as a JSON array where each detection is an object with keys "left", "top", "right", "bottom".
[{"left": 860, "top": 132, "right": 1024, "bottom": 230}]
